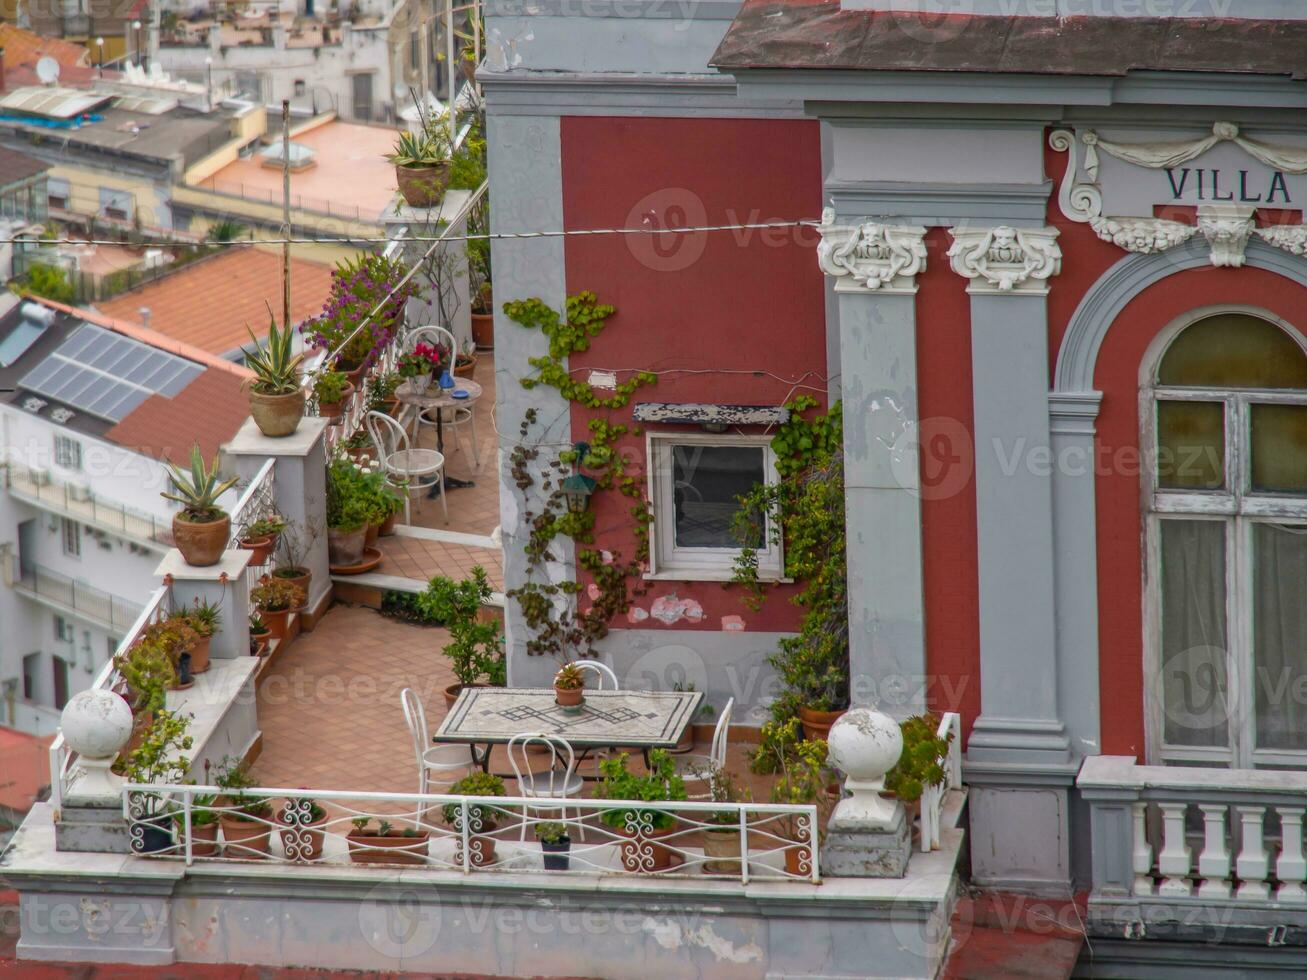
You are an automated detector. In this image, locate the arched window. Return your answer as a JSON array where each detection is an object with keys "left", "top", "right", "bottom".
[{"left": 1146, "top": 311, "right": 1307, "bottom": 769}]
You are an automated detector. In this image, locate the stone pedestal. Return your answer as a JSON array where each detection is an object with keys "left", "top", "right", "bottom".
[
  {"left": 155, "top": 549, "right": 253, "bottom": 662},
  {"left": 822, "top": 805, "right": 911, "bottom": 878},
  {"left": 55, "top": 798, "right": 132, "bottom": 854}
]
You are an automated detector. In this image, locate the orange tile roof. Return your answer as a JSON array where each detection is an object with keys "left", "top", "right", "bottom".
[
  {"left": 105, "top": 366, "right": 252, "bottom": 467},
  {"left": 0, "top": 726, "right": 52, "bottom": 817},
  {"left": 0, "top": 24, "right": 91, "bottom": 73},
  {"left": 96, "top": 247, "right": 335, "bottom": 356}
]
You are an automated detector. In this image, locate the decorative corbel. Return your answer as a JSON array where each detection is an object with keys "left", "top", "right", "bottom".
[
  {"left": 946, "top": 226, "right": 1062, "bottom": 295},
  {"left": 816, "top": 207, "right": 928, "bottom": 294}
]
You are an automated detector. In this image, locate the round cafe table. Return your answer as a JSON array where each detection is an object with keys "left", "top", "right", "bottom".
[{"left": 395, "top": 377, "right": 483, "bottom": 492}]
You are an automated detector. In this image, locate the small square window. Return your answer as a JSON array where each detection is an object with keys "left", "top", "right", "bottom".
[
  {"left": 54, "top": 434, "right": 82, "bottom": 470},
  {"left": 647, "top": 434, "right": 782, "bottom": 581}
]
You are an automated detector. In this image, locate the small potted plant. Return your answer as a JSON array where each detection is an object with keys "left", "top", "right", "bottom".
[
  {"left": 389, "top": 127, "right": 451, "bottom": 208},
  {"left": 397, "top": 341, "right": 448, "bottom": 393},
  {"left": 172, "top": 789, "right": 220, "bottom": 857},
  {"left": 249, "top": 613, "right": 272, "bottom": 656},
  {"left": 121, "top": 710, "right": 192, "bottom": 854},
  {"left": 162, "top": 445, "right": 239, "bottom": 567},
  {"left": 702, "top": 766, "right": 751, "bottom": 876},
  {"left": 113, "top": 642, "right": 175, "bottom": 751},
  {"left": 239, "top": 515, "right": 285, "bottom": 565},
  {"left": 885, "top": 713, "right": 953, "bottom": 827},
  {"left": 554, "top": 662, "right": 585, "bottom": 708},
  {"left": 453, "top": 339, "right": 478, "bottom": 380},
  {"left": 250, "top": 576, "right": 304, "bottom": 641},
  {"left": 443, "top": 771, "right": 508, "bottom": 867},
  {"left": 242, "top": 314, "right": 306, "bottom": 438},
  {"left": 183, "top": 600, "right": 220, "bottom": 675},
  {"left": 595, "top": 750, "right": 687, "bottom": 873},
  {"left": 326, "top": 457, "right": 371, "bottom": 566},
  {"left": 535, "top": 821, "right": 571, "bottom": 871},
  {"left": 768, "top": 738, "right": 833, "bottom": 878},
  {"left": 272, "top": 520, "right": 315, "bottom": 602},
  {"left": 412, "top": 570, "right": 505, "bottom": 706},
  {"left": 140, "top": 618, "right": 200, "bottom": 691},
  {"left": 345, "top": 817, "right": 430, "bottom": 865},
  {"left": 313, "top": 369, "right": 354, "bottom": 421},
  {"left": 368, "top": 370, "right": 403, "bottom": 417},
  {"left": 279, "top": 793, "right": 329, "bottom": 861},
  {"left": 214, "top": 757, "right": 273, "bottom": 859}
]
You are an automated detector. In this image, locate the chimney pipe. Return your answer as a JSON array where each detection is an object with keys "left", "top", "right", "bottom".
[{"left": 138, "top": 306, "right": 151, "bottom": 330}]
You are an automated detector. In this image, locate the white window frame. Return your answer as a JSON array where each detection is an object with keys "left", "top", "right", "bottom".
[
  {"left": 60, "top": 517, "right": 81, "bottom": 559},
  {"left": 645, "top": 431, "right": 783, "bottom": 582},
  {"left": 54, "top": 434, "right": 82, "bottom": 471},
  {"left": 1141, "top": 306, "right": 1307, "bottom": 769}
]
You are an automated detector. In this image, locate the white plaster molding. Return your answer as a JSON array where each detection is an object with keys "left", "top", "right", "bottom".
[
  {"left": 1049, "top": 129, "right": 1103, "bottom": 225},
  {"left": 1197, "top": 204, "right": 1257, "bottom": 268},
  {"left": 946, "top": 225, "right": 1061, "bottom": 295},
  {"left": 1085, "top": 121, "right": 1307, "bottom": 176},
  {"left": 816, "top": 207, "right": 927, "bottom": 294},
  {"left": 1089, "top": 216, "right": 1198, "bottom": 255},
  {"left": 1255, "top": 224, "right": 1307, "bottom": 257}
]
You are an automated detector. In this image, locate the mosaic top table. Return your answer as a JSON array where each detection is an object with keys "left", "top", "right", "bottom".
[{"left": 433, "top": 686, "right": 703, "bottom": 773}]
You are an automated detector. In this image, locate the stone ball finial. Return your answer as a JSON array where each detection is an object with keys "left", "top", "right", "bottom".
[
  {"left": 827, "top": 707, "right": 903, "bottom": 784},
  {"left": 60, "top": 689, "right": 134, "bottom": 760}
]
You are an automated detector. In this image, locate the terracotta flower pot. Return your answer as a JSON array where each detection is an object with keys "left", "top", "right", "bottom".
[
  {"left": 340, "top": 363, "right": 365, "bottom": 389},
  {"left": 470, "top": 312, "right": 494, "bottom": 351},
  {"left": 260, "top": 607, "right": 292, "bottom": 640},
  {"left": 443, "top": 681, "right": 486, "bottom": 708},
  {"left": 782, "top": 841, "right": 813, "bottom": 878},
  {"left": 317, "top": 381, "right": 355, "bottom": 420},
  {"left": 702, "top": 827, "right": 743, "bottom": 875},
  {"left": 249, "top": 388, "right": 305, "bottom": 438},
  {"left": 365, "top": 522, "right": 380, "bottom": 548},
  {"left": 379, "top": 512, "right": 397, "bottom": 536},
  {"left": 346, "top": 831, "right": 430, "bottom": 865},
  {"left": 453, "top": 353, "right": 477, "bottom": 380},
  {"left": 220, "top": 815, "right": 272, "bottom": 858},
  {"left": 250, "top": 632, "right": 271, "bottom": 657},
  {"left": 554, "top": 684, "right": 583, "bottom": 707},
  {"left": 798, "top": 705, "right": 846, "bottom": 742},
  {"left": 460, "top": 833, "right": 498, "bottom": 868},
  {"left": 190, "top": 820, "right": 219, "bottom": 857},
  {"left": 274, "top": 567, "right": 312, "bottom": 606},
  {"left": 615, "top": 822, "right": 679, "bottom": 873},
  {"left": 328, "top": 526, "right": 368, "bottom": 566},
  {"left": 395, "top": 162, "right": 450, "bottom": 208},
  {"left": 172, "top": 512, "right": 230, "bottom": 567},
  {"left": 279, "top": 812, "right": 328, "bottom": 862},
  {"left": 190, "top": 635, "right": 211, "bottom": 674},
  {"left": 239, "top": 533, "right": 276, "bottom": 566}
]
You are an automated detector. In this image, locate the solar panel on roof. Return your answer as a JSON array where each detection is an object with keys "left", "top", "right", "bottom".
[{"left": 16, "top": 323, "right": 204, "bottom": 422}]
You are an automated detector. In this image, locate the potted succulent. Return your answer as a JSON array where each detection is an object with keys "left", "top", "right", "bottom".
[
  {"left": 885, "top": 713, "right": 953, "bottom": 826},
  {"left": 412, "top": 569, "right": 505, "bottom": 706},
  {"left": 313, "top": 369, "right": 354, "bottom": 421},
  {"left": 214, "top": 757, "right": 273, "bottom": 858},
  {"left": 595, "top": 750, "right": 687, "bottom": 873},
  {"left": 535, "top": 821, "right": 571, "bottom": 871},
  {"left": 113, "top": 641, "right": 175, "bottom": 755},
  {"left": 183, "top": 600, "right": 220, "bottom": 674},
  {"left": 701, "top": 766, "right": 751, "bottom": 876},
  {"left": 554, "top": 662, "right": 585, "bottom": 708},
  {"left": 250, "top": 576, "right": 304, "bottom": 641},
  {"left": 443, "top": 771, "right": 508, "bottom": 867},
  {"left": 346, "top": 817, "right": 430, "bottom": 865},
  {"left": 279, "top": 793, "right": 329, "bottom": 861},
  {"left": 162, "top": 445, "right": 239, "bottom": 567},
  {"left": 139, "top": 618, "right": 200, "bottom": 691},
  {"left": 239, "top": 514, "right": 285, "bottom": 566},
  {"left": 172, "top": 790, "right": 220, "bottom": 857},
  {"left": 389, "top": 128, "right": 451, "bottom": 208},
  {"left": 249, "top": 613, "right": 272, "bottom": 656},
  {"left": 242, "top": 314, "right": 306, "bottom": 438},
  {"left": 326, "top": 457, "right": 371, "bottom": 566},
  {"left": 121, "top": 710, "right": 193, "bottom": 854}
]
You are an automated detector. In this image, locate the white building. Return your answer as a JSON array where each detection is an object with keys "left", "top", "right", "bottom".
[{"left": 0, "top": 296, "right": 250, "bottom": 735}]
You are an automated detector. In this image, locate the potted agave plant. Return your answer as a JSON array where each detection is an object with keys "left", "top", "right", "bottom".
[
  {"left": 184, "top": 599, "right": 220, "bottom": 674},
  {"left": 389, "top": 127, "right": 451, "bottom": 208},
  {"left": 249, "top": 613, "right": 272, "bottom": 656},
  {"left": 554, "top": 662, "right": 585, "bottom": 708},
  {"left": 162, "top": 445, "right": 239, "bottom": 567},
  {"left": 242, "top": 314, "right": 306, "bottom": 438}
]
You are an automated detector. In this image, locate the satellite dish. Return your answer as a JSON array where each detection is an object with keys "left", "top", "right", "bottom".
[{"left": 35, "top": 57, "right": 60, "bottom": 86}]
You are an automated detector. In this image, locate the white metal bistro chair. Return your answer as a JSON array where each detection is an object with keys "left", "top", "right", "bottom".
[
  {"left": 674, "top": 697, "right": 734, "bottom": 798},
  {"left": 575, "top": 661, "right": 619, "bottom": 691},
  {"left": 507, "top": 732, "right": 585, "bottom": 841},
  {"left": 407, "top": 324, "right": 480, "bottom": 467},
  {"left": 365, "top": 410, "right": 447, "bottom": 524},
  {"left": 400, "top": 687, "right": 471, "bottom": 798}
]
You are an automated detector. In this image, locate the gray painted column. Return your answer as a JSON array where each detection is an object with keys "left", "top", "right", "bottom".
[
  {"left": 815, "top": 213, "right": 929, "bottom": 714},
  {"left": 486, "top": 112, "right": 574, "bottom": 688}
]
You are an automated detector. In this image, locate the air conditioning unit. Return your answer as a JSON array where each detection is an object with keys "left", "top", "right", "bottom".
[
  {"left": 68, "top": 484, "right": 91, "bottom": 502},
  {"left": 31, "top": 466, "right": 51, "bottom": 486}
]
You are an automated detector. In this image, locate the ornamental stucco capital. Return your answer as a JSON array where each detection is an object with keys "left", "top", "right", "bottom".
[
  {"left": 816, "top": 207, "right": 928, "bottom": 295},
  {"left": 946, "top": 225, "right": 1062, "bottom": 295}
]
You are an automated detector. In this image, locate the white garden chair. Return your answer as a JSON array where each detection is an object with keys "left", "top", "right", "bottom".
[
  {"left": 674, "top": 697, "right": 734, "bottom": 799},
  {"left": 507, "top": 732, "right": 585, "bottom": 841},
  {"left": 406, "top": 324, "right": 480, "bottom": 467},
  {"left": 365, "top": 410, "right": 446, "bottom": 524},
  {"left": 400, "top": 687, "right": 471, "bottom": 798},
  {"left": 575, "top": 661, "right": 619, "bottom": 690}
]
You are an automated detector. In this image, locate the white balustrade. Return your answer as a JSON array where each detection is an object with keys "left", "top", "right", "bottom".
[
  {"left": 1277, "top": 808, "right": 1307, "bottom": 902},
  {"left": 1156, "top": 802, "right": 1192, "bottom": 896},
  {"left": 1196, "top": 804, "right": 1230, "bottom": 899},
  {"left": 1235, "top": 806, "right": 1270, "bottom": 900}
]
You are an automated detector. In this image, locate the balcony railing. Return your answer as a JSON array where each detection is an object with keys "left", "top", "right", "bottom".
[
  {"left": 1080, "top": 755, "right": 1307, "bottom": 937},
  {"left": 4, "top": 460, "right": 173, "bottom": 551},
  {"left": 920, "top": 711, "right": 962, "bottom": 853},
  {"left": 123, "top": 782, "right": 821, "bottom": 884},
  {"left": 16, "top": 562, "right": 145, "bottom": 634}
]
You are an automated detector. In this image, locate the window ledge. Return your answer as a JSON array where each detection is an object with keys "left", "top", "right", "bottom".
[{"left": 643, "top": 569, "right": 792, "bottom": 584}]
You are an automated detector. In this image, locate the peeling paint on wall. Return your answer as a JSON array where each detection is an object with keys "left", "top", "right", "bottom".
[
  {"left": 650, "top": 594, "right": 705, "bottom": 625},
  {"left": 643, "top": 917, "right": 764, "bottom": 964},
  {"left": 720, "top": 615, "right": 745, "bottom": 631}
]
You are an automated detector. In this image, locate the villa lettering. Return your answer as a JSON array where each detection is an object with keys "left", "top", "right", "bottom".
[{"left": 1166, "top": 166, "right": 1292, "bottom": 204}]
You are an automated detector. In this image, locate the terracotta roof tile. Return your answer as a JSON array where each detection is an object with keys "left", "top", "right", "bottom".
[
  {"left": 105, "top": 366, "right": 251, "bottom": 467},
  {"left": 96, "top": 247, "right": 334, "bottom": 356},
  {"left": 0, "top": 24, "right": 91, "bottom": 74},
  {"left": 0, "top": 726, "right": 52, "bottom": 817}
]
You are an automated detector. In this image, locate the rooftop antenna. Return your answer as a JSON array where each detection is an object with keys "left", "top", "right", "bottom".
[{"left": 35, "top": 56, "right": 59, "bottom": 87}]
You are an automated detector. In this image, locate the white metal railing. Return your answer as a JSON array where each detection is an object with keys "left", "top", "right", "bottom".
[
  {"left": 3, "top": 459, "right": 173, "bottom": 550},
  {"left": 1080, "top": 755, "right": 1307, "bottom": 906},
  {"left": 919, "top": 711, "right": 963, "bottom": 853},
  {"left": 48, "top": 586, "right": 172, "bottom": 813},
  {"left": 15, "top": 562, "right": 144, "bottom": 634},
  {"left": 122, "top": 783, "right": 821, "bottom": 884},
  {"left": 226, "top": 458, "right": 279, "bottom": 614}
]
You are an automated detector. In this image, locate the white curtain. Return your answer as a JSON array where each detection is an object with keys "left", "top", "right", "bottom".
[
  {"left": 1254, "top": 523, "right": 1307, "bottom": 751},
  {"left": 1161, "top": 519, "right": 1229, "bottom": 748}
]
